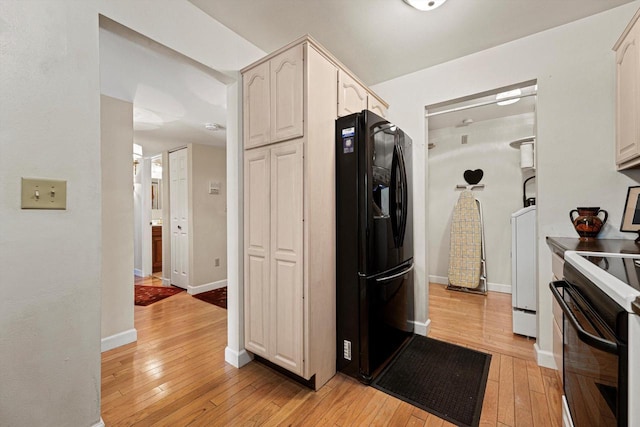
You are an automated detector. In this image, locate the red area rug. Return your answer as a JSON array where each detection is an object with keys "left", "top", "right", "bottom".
[
  {"left": 192, "top": 287, "right": 227, "bottom": 309},
  {"left": 134, "top": 285, "right": 183, "bottom": 306}
]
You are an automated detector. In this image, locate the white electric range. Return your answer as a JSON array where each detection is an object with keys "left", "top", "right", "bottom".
[{"left": 552, "top": 251, "right": 640, "bottom": 427}]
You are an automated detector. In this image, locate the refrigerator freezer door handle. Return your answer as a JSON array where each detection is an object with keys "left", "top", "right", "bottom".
[{"left": 375, "top": 262, "right": 414, "bottom": 282}]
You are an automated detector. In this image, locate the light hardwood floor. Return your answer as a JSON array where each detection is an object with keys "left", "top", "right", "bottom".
[{"left": 102, "top": 282, "right": 562, "bottom": 426}]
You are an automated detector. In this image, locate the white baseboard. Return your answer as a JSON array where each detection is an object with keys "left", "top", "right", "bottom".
[
  {"left": 225, "top": 346, "right": 253, "bottom": 368},
  {"left": 101, "top": 328, "right": 137, "bottom": 352},
  {"left": 162, "top": 277, "right": 170, "bottom": 286},
  {"left": 410, "top": 318, "right": 431, "bottom": 336},
  {"left": 534, "top": 343, "right": 557, "bottom": 369},
  {"left": 91, "top": 418, "right": 105, "bottom": 427},
  {"left": 188, "top": 279, "right": 227, "bottom": 295},
  {"left": 487, "top": 282, "right": 511, "bottom": 294},
  {"left": 429, "top": 275, "right": 511, "bottom": 294},
  {"left": 134, "top": 269, "right": 143, "bottom": 277}
]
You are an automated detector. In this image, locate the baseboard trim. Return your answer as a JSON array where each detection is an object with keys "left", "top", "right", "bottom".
[
  {"left": 101, "top": 328, "right": 137, "bottom": 352},
  {"left": 487, "top": 282, "right": 511, "bottom": 294},
  {"left": 225, "top": 346, "right": 253, "bottom": 368},
  {"left": 534, "top": 343, "right": 557, "bottom": 369},
  {"left": 162, "top": 277, "right": 170, "bottom": 286},
  {"left": 429, "top": 275, "right": 511, "bottom": 294},
  {"left": 188, "top": 279, "right": 227, "bottom": 295},
  {"left": 410, "top": 318, "right": 431, "bottom": 336},
  {"left": 134, "top": 269, "right": 143, "bottom": 277},
  {"left": 91, "top": 418, "right": 105, "bottom": 427}
]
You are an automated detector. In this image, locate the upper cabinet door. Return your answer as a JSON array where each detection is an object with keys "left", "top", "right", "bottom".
[
  {"left": 270, "top": 44, "right": 304, "bottom": 143},
  {"left": 244, "top": 61, "right": 271, "bottom": 150},
  {"left": 367, "top": 95, "right": 387, "bottom": 118},
  {"left": 338, "top": 69, "right": 368, "bottom": 117},
  {"left": 616, "top": 21, "right": 640, "bottom": 168}
]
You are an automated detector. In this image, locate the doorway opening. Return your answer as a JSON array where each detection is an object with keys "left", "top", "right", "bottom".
[
  {"left": 99, "top": 15, "right": 232, "bottom": 345},
  {"left": 425, "top": 80, "right": 538, "bottom": 342}
]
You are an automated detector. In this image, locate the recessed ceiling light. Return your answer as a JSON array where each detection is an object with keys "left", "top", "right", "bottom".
[
  {"left": 496, "top": 89, "right": 522, "bottom": 106},
  {"left": 403, "top": 0, "right": 448, "bottom": 11}
]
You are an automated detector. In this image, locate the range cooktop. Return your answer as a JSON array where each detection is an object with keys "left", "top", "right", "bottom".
[
  {"left": 583, "top": 254, "right": 640, "bottom": 292},
  {"left": 565, "top": 252, "right": 640, "bottom": 313}
]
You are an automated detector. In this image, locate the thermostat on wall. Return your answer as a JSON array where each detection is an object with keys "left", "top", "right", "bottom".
[{"left": 209, "top": 181, "right": 220, "bottom": 195}]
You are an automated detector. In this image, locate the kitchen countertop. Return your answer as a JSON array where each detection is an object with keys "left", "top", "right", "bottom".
[{"left": 546, "top": 236, "right": 640, "bottom": 257}]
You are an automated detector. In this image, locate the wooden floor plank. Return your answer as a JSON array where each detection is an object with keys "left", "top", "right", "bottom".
[{"left": 101, "top": 280, "right": 563, "bottom": 426}]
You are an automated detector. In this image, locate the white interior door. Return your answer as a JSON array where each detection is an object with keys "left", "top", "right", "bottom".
[{"left": 170, "top": 148, "right": 189, "bottom": 288}]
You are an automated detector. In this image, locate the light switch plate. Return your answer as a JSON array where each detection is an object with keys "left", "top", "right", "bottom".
[{"left": 21, "top": 178, "right": 67, "bottom": 210}]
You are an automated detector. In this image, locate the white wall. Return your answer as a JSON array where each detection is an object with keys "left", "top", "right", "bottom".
[
  {"left": 0, "top": 1, "right": 263, "bottom": 425},
  {"left": 428, "top": 113, "right": 535, "bottom": 292},
  {"left": 189, "top": 144, "right": 228, "bottom": 289},
  {"left": 100, "top": 95, "right": 136, "bottom": 349},
  {"left": 372, "top": 1, "right": 640, "bottom": 367},
  {"left": 0, "top": 3, "right": 103, "bottom": 426}
]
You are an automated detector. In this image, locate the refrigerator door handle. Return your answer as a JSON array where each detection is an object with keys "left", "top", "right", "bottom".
[
  {"left": 397, "top": 143, "right": 408, "bottom": 246},
  {"left": 375, "top": 262, "right": 414, "bottom": 282}
]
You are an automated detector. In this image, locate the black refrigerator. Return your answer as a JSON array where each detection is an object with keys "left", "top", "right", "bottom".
[{"left": 336, "top": 110, "right": 414, "bottom": 384}]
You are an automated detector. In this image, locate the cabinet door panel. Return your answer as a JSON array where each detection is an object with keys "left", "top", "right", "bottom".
[
  {"left": 244, "top": 148, "right": 271, "bottom": 356},
  {"left": 270, "top": 44, "right": 304, "bottom": 143},
  {"left": 244, "top": 62, "right": 271, "bottom": 149},
  {"left": 367, "top": 96, "right": 387, "bottom": 118},
  {"left": 616, "top": 24, "right": 640, "bottom": 165},
  {"left": 338, "top": 69, "right": 367, "bottom": 117},
  {"left": 270, "top": 140, "right": 304, "bottom": 374}
]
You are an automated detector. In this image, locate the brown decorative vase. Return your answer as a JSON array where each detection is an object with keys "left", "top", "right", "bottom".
[{"left": 570, "top": 207, "right": 608, "bottom": 241}]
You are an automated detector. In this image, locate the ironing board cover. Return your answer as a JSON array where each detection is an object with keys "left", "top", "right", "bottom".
[{"left": 448, "top": 190, "right": 482, "bottom": 288}]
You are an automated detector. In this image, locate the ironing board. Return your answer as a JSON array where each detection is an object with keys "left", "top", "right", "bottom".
[{"left": 447, "top": 190, "right": 486, "bottom": 291}]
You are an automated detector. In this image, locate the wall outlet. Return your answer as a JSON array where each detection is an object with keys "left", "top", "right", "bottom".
[
  {"left": 215, "top": 258, "right": 220, "bottom": 267},
  {"left": 343, "top": 340, "right": 351, "bottom": 361}
]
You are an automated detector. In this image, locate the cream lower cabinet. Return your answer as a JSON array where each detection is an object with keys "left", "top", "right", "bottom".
[
  {"left": 615, "top": 8, "right": 640, "bottom": 170},
  {"left": 244, "top": 141, "right": 304, "bottom": 375}
]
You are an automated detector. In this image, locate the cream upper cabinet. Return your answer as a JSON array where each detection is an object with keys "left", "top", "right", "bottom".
[
  {"left": 368, "top": 95, "right": 388, "bottom": 118},
  {"left": 270, "top": 45, "right": 304, "bottom": 143},
  {"left": 338, "top": 69, "right": 368, "bottom": 117},
  {"left": 243, "top": 45, "right": 304, "bottom": 150},
  {"left": 243, "top": 62, "right": 271, "bottom": 150},
  {"left": 615, "top": 9, "right": 640, "bottom": 170}
]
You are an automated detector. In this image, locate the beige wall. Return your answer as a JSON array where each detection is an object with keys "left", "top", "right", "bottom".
[
  {"left": 100, "top": 95, "right": 136, "bottom": 342},
  {"left": 0, "top": 1, "right": 262, "bottom": 425},
  {"left": 372, "top": 1, "right": 640, "bottom": 367},
  {"left": 189, "top": 144, "right": 228, "bottom": 287}
]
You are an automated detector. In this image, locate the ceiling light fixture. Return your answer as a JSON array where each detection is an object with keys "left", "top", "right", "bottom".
[
  {"left": 205, "top": 123, "right": 225, "bottom": 131},
  {"left": 403, "top": 0, "right": 448, "bottom": 11},
  {"left": 496, "top": 89, "right": 522, "bottom": 106}
]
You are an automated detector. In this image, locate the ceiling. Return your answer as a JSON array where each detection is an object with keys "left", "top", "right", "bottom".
[
  {"left": 99, "top": 18, "right": 229, "bottom": 157},
  {"left": 99, "top": 1, "right": 634, "bottom": 156},
  {"left": 189, "top": 0, "right": 634, "bottom": 85}
]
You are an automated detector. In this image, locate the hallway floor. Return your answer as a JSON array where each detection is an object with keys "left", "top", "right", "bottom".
[{"left": 100, "top": 283, "right": 561, "bottom": 426}]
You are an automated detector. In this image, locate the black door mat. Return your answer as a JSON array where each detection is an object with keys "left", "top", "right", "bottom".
[{"left": 373, "top": 335, "right": 491, "bottom": 427}]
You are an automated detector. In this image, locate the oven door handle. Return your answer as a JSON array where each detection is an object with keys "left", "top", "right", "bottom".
[{"left": 549, "top": 281, "right": 619, "bottom": 355}]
